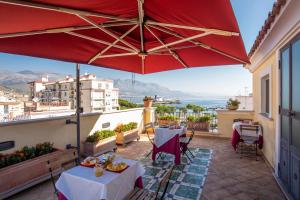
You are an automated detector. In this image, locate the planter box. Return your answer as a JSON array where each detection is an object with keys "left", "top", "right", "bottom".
[
  {"left": 83, "top": 136, "right": 117, "bottom": 156},
  {"left": 0, "top": 148, "right": 77, "bottom": 199},
  {"left": 187, "top": 121, "right": 210, "bottom": 132},
  {"left": 158, "top": 119, "right": 178, "bottom": 126},
  {"left": 116, "top": 129, "right": 139, "bottom": 146}
]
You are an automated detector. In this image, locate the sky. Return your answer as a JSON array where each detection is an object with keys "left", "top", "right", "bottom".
[{"left": 0, "top": 0, "right": 275, "bottom": 97}]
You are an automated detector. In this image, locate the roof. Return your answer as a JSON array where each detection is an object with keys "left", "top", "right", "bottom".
[{"left": 248, "top": 0, "right": 287, "bottom": 58}]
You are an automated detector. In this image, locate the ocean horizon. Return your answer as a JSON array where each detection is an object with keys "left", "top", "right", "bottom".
[{"left": 126, "top": 97, "right": 227, "bottom": 109}]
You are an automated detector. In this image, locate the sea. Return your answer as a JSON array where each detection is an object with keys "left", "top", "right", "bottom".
[{"left": 126, "top": 97, "right": 227, "bottom": 109}]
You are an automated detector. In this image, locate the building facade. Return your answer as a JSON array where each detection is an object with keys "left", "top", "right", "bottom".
[
  {"left": 28, "top": 74, "right": 119, "bottom": 113},
  {"left": 245, "top": 0, "right": 300, "bottom": 198},
  {"left": 0, "top": 96, "right": 24, "bottom": 121}
]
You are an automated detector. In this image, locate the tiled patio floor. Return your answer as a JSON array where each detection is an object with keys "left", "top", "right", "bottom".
[{"left": 7, "top": 134, "right": 285, "bottom": 200}]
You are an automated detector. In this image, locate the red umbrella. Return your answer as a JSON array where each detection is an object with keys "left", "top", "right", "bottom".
[
  {"left": 0, "top": 0, "right": 249, "bottom": 162},
  {"left": 0, "top": 0, "right": 249, "bottom": 74}
]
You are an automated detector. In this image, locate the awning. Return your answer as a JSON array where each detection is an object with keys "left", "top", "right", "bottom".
[{"left": 0, "top": 0, "right": 249, "bottom": 74}]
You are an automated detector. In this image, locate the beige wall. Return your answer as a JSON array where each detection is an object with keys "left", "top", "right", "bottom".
[
  {"left": 216, "top": 110, "right": 254, "bottom": 138},
  {"left": 252, "top": 52, "right": 277, "bottom": 167},
  {"left": 251, "top": 52, "right": 278, "bottom": 168},
  {"left": 0, "top": 108, "right": 154, "bottom": 154}
]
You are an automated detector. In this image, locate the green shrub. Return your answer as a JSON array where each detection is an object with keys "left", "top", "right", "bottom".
[
  {"left": 119, "top": 99, "right": 142, "bottom": 110},
  {"left": 114, "top": 122, "right": 138, "bottom": 133},
  {"left": 195, "top": 116, "right": 211, "bottom": 122},
  {"left": 0, "top": 142, "right": 54, "bottom": 169},
  {"left": 187, "top": 116, "right": 196, "bottom": 122},
  {"left": 86, "top": 130, "right": 115, "bottom": 143},
  {"left": 159, "top": 115, "right": 178, "bottom": 121},
  {"left": 187, "top": 115, "right": 211, "bottom": 122},
  {"left": 226, "top": 98, "right": 240, "bottom": 107}
]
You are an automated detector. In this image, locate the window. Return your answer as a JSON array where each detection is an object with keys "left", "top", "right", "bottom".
[
  {"left": 98, "top": 83, "right": 102, "bottom": 88},
  {"left": 261, "top": 75, "right": 270, "bottom": 115}
]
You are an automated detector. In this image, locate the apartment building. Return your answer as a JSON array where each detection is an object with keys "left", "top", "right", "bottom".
[
  {"left": 27, "top": 77, "right": 48, "bottom": 100},
  {"left": 28, "top": 74, "right": 119, "bottom": 113},
  {"left": 0, "top": 96, "right": 24, "bottom": 121}
]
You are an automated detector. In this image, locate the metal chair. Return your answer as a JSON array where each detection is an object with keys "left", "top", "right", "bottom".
[
  {"left": 239, "top": 124, "right": 260, "bottom": 160},
  {"left": 48, "top": 149, "right": 78, "bottom": 196},
  {"left": 145, "top": 123, "right": 155, "bottom": 157},
  {"left": 233, "top": 118, "right": 253, "bottom": 123},
  {"left": 126, "top": 165, "right": 174, "bottom": 200},
  {"left": 180, "top": 128, "right": 195, "bottom": 163}
]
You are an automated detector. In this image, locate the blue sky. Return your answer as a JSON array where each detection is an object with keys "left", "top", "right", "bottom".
[{"left": 0, "top": 0, "right": 275, "bottom": 96}]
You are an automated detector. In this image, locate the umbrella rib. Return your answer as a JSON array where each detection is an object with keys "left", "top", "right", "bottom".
[
  {"left": 145, "top": 26, "right": 188, "bottom": 68},
  {"left": 77, "top": 15, "right": 139, "bottom": 53},
  {"left": 146, "top": 20, "right": 239, "bottom": 36},
  {"left": 147, "top": 31, "right": 216, "bottom": 53},
  {"left": 138, "top": 0, "right": 144, "bottom": 53},
  {"left": 0, "top": 0, "right": 132, "bottom": 21},
  {"left": 97, "top": 52, "right": 137, "bottom": 59},
  {"left": 88, "top": 24, "right": 139, "bottom": 64},
  {"left": 149, "top": 25, "right": 248, "bottom": 64},
  {"left": 66, "top": 32, "right": 135, "bottom": 53},
  {"left": 0, "top": 21, "right": 137, "bottom": 39}
]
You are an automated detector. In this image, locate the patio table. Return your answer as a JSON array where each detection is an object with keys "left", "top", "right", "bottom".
[
  {"left": 55, "top": 157, "right": 145, "bottom": 200},
  {"left": 231, "top": 122, "right": 263, "bottom": 151},
  {"left": 152, "top": 126, "right": 186, "bottom": 165}
]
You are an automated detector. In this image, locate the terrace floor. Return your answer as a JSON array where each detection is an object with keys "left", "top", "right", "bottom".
[{"left": 8, "top": 134, "right": 285, "bottom": 200}]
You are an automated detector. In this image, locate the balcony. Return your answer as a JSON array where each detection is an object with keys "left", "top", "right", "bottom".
[{"left": 0, "top": 107, "right": 285, "bottom": 200}]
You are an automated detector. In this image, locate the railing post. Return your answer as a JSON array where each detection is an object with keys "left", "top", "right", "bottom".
[{"left": 76, "top": 63, "right": 81, "bottom": 165}]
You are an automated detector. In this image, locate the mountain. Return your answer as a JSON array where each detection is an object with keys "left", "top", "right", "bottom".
[
  {"left": 0, "top": 70, "right": 198, "bottom": 98},
  {"left": 0, "top": 70, "right": 64, "bottom": 93},
  {"left": 114, "top": 79, "right": 197, "bottom": 99}
]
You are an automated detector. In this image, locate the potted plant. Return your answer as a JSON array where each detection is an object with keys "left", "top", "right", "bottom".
[
  {"left": 187, "top": 115, "right": 211, "bottom": 131},
  {"left": 143, "top": 96, "right": 153, "bottom": 107},
  {"left": 0, "top": 142, "right": 77, "bottom": 199},
  {"left": 226, "top": 98, "right": 240, "bottom": 110},
  {"left": 83, "top": 130, "right": 117, "bottom": 156},
  {"left": 158, "top": 115, "right": 179, "bottom": 126},
  {"left": 115, "top": 122, "right": 139, "bottom": 146}
]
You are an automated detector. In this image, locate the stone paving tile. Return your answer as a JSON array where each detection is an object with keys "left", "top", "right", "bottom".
[{"left": 7, "top": 134, "right": 285, "bottom": 200}]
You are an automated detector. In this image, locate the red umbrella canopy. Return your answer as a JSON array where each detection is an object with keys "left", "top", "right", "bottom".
[{"left": 0, "top": 0, "right": 249, "bottom": 74}]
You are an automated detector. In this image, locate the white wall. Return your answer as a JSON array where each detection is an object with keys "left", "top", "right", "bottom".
[{"left": 0, "top": 108, "right": 154, "bottom": 154}]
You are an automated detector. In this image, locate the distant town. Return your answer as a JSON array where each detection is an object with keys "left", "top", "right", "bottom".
[{"left": 0, "top": 73, "right": 120, "bottom": 122}]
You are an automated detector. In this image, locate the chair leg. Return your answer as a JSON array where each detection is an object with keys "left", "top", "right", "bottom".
[
  {"left": 146, "top": 150, "right": 153, "bottom": 158},
  {"left": 187, "top": 148, "right": 195, "bottom": 158},
  {"left": 50, "top": 170, "right": 58, "bottom": 196},
  {"left": 255, "top": 143, "right": 258, "bottom": 161},
  {"left": 240, "top": 143, "right": 243, "bottom": 159},
  {"left": 185, "top": 151, "right": 193, "bottom": 163}
]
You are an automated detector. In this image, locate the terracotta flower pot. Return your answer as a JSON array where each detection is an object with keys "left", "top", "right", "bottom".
[
  {"left": 143, "top": 100, "right": 153, "bottom": 107},
  {"left": 227, "top": 105, "right": 239, "bottom": 110},
  {"left": 116, "top": 128, "right": 139, "bottom": 146}
]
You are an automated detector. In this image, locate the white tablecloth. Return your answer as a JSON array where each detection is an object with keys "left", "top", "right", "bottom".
[
  {"left": 55, "top": 157, "right": 145, "bottom": 200},
  {"left": 154, "top": 126, "right": 186, "bottom": 148},
  {"left": 233, "top": 122, "right": 262, "bottom": 137}
]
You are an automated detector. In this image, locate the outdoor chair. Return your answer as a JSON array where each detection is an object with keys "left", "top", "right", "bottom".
[
  {"left": 144, "top": 123, "right": 165, "bottom": 160},
  {"left": 238, "top": 124, "right": 260, "bottom": 160},
  {"left": 180, "top": 128, "right": 195, "bottom": 163},
  {"left": 48, "top": 149, "right": 78, "bottom": 196},
  {"left": 145, "top": 123, "right": 156, "bottom": 157},
  {"left": 126, "top": 165, "right": 174, "bottom": 200},
  {"left": 233, "top": 118, "right": 253, "bottom": 124}
]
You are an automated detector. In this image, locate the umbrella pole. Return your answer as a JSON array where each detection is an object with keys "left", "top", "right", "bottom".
[{"left": 76, "top": 63, "right": 81, "bottom": 165}]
